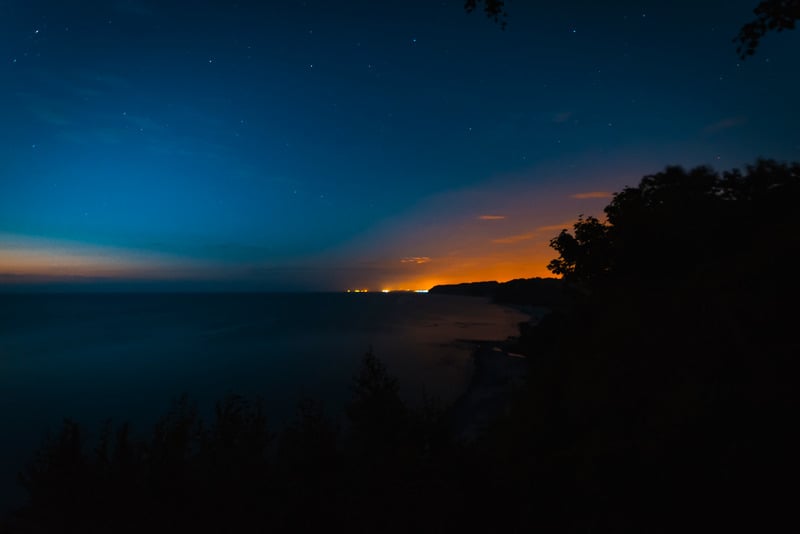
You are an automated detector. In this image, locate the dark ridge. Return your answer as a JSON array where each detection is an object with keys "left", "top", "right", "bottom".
[
  {"left": 428, "top": 280, "right": 499, "bottom": 297},
  {"left": 430, "top": 277, "right": 563, "bottom": 307}
]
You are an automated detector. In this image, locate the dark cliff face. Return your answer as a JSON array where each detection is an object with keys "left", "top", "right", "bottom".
[
  {"left": 429, "top": 281, "right": 500, "bottom": 298},
  {"left": 492, "top": 278, "right": 564, "bottom": 306},
  {"left": 429, "top": 278, "right": 563, "bottom": 307}
]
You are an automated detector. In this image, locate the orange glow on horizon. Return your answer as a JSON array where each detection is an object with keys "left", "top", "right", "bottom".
[
  {"left": 0, "top": 234, "right": 211, "bottom": 282},
  {"left": 0, "top": 248, "right": 148, "bottom": 278},
  {"left": 378, "top": 256, "right": 557, "bottom": 292},
  {"left": 327, "top": 158, "right": 647, "bottom": 294}
]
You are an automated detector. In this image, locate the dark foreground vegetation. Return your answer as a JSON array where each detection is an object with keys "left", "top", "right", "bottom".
[{"left": 3, "top": 159, "right": 799, "bottom": 532}]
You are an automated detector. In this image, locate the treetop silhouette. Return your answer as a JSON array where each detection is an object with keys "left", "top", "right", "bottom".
[
  {"left": 735, "top": 0, "right": 800, "bottom": 58},
  {"left": 464, "top": 0, "right": 799, "bottom": 59},
  {"left": 547, "top": 159, "right": 800, "bottom": 288}
]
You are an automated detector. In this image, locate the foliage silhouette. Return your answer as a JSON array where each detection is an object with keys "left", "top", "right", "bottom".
[
  {"left": 278, "top": 398, "right": 338, "bottom": 473},
  {"left": 464, "top": 0, "right": 508, "bottom": 29},
  {"left": 6, "top": 352, "right": 475, "bottom": 532},
  {"left": 735, "top": 0, "right": 800, "bottom": 58},
  {"left": 547, "top": 215, "right": 611, "bottom": 290},
  {"left": 346, "top": 347, "right": 407, "bottom": 446},
  {"left": 548, "top": 159, "right": 800, "bottom": 286},
  {"left": 530, "top": 158, "right": 800, "bottom": 530},
  {"left": 463, "top": 0, "right": 798, "bottom": 59}
]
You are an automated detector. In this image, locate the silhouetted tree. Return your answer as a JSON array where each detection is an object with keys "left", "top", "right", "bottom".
[
  {"left": 548, "top": 159, "right": 800, "bottom": 286},
  {"left": 465, "top": 0, "right": 798, "bottom": 59},
  {"left": 16, "top": 419, "right": 91, "bottom": 530},
  {"left": 278, "top": 398, "right": 338, "bottom": 472},
  {"left": 529, "top": 158, "right": 800, "bottom": 530},
  {"left": 346, "top": 348, "right": 409, "bottom": 457},
  {"left": 464, "top": 0, "right": 508, "bottom": 29},
  {"left": 547, "top": 215, "right": 611, "bottom": 290},
  {"left": 735, "top": 0, "right": 800, "bottom": 58}
]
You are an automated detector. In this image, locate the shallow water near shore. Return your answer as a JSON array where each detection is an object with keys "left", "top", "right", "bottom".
[{"left": 0, "top": 292, "right": 528, "bottom": 511}]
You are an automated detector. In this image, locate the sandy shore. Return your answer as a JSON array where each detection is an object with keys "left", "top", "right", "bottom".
[
  {"left": 447, "top": 343, "right": 527, "bottom": 440},
  {"left": 447, "top": 308, "right": 543, "bottom": 440}
]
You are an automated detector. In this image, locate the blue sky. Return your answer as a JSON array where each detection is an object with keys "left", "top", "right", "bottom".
[{"left": 1, "top": 0, "right": 798, "bottom": 290}]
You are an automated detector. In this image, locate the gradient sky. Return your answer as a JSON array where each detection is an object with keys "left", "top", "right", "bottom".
[{"left": 1, "top": 0, "right": 798, "bottom": 290}]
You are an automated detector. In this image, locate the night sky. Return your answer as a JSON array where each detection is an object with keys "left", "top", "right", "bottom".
[{"left": 1, "top": 0, "right": 798, "bottom": 291}]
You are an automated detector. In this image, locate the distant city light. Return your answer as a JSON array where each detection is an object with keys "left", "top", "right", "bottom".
[{"left": 348, "top": 288, "right": 428, "bottom": 294}]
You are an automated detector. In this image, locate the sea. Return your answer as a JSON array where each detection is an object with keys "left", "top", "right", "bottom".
[{"left": 0, "top": 292, "right": 528, "bottom": 512}]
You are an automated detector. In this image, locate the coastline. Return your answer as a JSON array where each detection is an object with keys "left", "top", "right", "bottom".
[{"left": 447, "top": 305, "right": 544, "bottom": 440}]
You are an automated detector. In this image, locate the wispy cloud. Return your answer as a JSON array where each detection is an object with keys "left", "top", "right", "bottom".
[
  {"left": 571, "top": 191, "right": 612, "bottom": 199},
  {"left": 29, "top": 105, "right": 72, "bottom": 126},
  {"left": 82, "top": 70, "right": 132, "bottom": 91},
  {"left": 112, "top": 0, "right": 154, "bottom": 16},
  {"left": 17, "top": 92, "right": 73, "bottom": 126},
  {"left": 492, "top": 220, "right": 574, "bottom": 244},
  {"left": 56, "top": 128, "right": 123, "bottom": 146},
  {"left": 478, "top": 214, "right": 506, "bottom": 220},
  {"left": 536, "top": 222, "right": 573, "bottom": 233},
  {"left": 492, "top": 232, "right": 536, "bottom": 244},
  {"left": 0, "top": 233, "right": 210, "bottom": 280},
  {"left": 400, "top": 256, "right": 431, "bottom": 264},
  {"left": 122, "top": 113, "right": 164, "bottom": 132},
  {"left": 704, "top": 116, "right": 747, "bottom": 134},
  {"left": 553, "top": 111, "right": 574, "bottom": 124},
  {"left": 30, "top": 70, "right": 107, "bottom": 100}
]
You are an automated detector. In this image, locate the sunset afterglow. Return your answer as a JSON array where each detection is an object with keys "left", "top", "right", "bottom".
[{"left": 1, "top": 1, "right": 796, "bottom": 291}]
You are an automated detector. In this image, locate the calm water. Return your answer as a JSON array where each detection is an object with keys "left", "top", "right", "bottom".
[{"left": 0, "top": 292, "right": 527, "bottom": 511}]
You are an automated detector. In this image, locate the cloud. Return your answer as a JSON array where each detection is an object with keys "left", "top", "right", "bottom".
[
  {"left": 123, "top": 114, "right": 164, "bottom": 132},
  {"left": 478, "top": 215, "right": 506, "bottom": 220},
  {"left": 553, "top": 111, "right": 574, "bottom": 124},
  {"left": 571, "top": 191, "right": 613, "bottom": 199},
  {"left": 56, "top": 128, "right": 123, "bottom": 146},
  {"left": 704, "top": 117, "right": 747, "bottom": 134},
  {"left": 17, "top": 92, "right": 73, "bottom": 126},
  {"left": 0, "top": 233, "right": 211, "bottom": 280},
  {"left": 492, "top": 232, "right": 536, "bottom": 244},
  {"left": 492, "top": 220, "right": 574, "bottom": 244},
  {"left": 30, "top": 70, "right": 107, "bottom": 99},
  {"left": 400, "top": 256, "right": 431, "bottom": 264},
  {"left": 29, "top": 105, "right": 72, "bottom": 126},
  {"left": 113, "top": 0, "right": 154, "bottom": 16},
  {"left": 83, "top": 71, "right": 132, "bottom": 90},
  {"left": 536, "top": 222, "right": 573, "bottom": 233}
]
